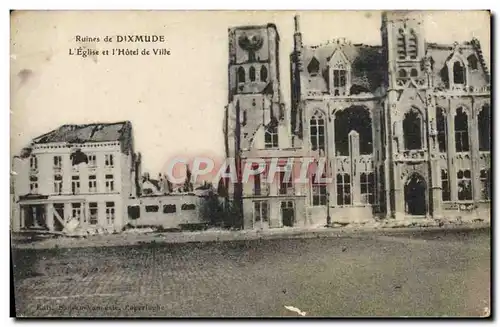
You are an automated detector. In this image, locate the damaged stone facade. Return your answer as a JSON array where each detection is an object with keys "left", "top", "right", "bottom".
[
  {"left": 11, "top": 121, "right": 142, "bottom": 234},
  {"left": 224, "top": 11, "right": 491, "bottom": 229}
]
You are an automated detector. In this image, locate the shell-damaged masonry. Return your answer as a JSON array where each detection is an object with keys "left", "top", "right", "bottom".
[{"left": 12, "top": 11, "right": 490, "bottom": 235}]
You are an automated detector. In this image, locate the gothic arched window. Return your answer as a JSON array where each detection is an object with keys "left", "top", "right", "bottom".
[
  {"left": 260, "top": 65, "right": 268, "bottom": 82},
  {"left": 453, "top": 61, "right": 466, "bottom": 84},
  {"left": 436, "top": 108, "right": 447, "bottom": 153},
  {"left": 467, "top": 54, "right": 478, "bottom": 70},
  {"left": 408, "top": 30, "right": 418, "bottom": 59},
  {"left": 455, "top": 107, "right": 469, "bottom": 152},
  {"left": 478, "top": 104, "right": 490, "bottom": 151},
  {"left": 264, "top": 121, "right": 278, "bottom": 148},
  {"left": 310, "top": 111, "right": 325, "bottom": 152},
  {"left": 403, "top": 108, "right": 423, "bottom": 150},
  {"left": 334, "top": 106, "right": 372, "bottom": 156},
  {"left": 333, "top": 69, "right": 347, "bottom": 87},
  {"left": 237, "top": 67, "right": 245, "bottom": 83},
  {"left": 249, "top": 66, "right": 256, "bottom": 82},
  {"left": 410, "top": 68, "right": 418, "bottom": 77},
  {"left": 398, "top": 69, "right": 407, "bottom": 79}
]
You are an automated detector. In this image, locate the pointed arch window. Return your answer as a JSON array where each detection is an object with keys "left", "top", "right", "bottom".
[
  {"left": 237, "top": 67, "right": 245, "bottom": 84},
  {"left": 249, "top": 66, "right": 256, "bottom": 82},
  {"left": 398, "top": 69, "right": 407, "bottom": 79},
  {"left": 307, "top": 57, "right": 320, "bottom": 76},
  {"left": 408, "top": 29, "right": 418, "bottom": 59},
  {"left": 260, "top": 65, "right": 268, "bottom": 82},
  {"left": 403, "top": 108, "right": 423, "bottom": 150},
  {"left": 436, "top": 108, "right": 447, "bottom": 153},
  {"left": 264, "top": 120, "right": 279, "bottom": 148},
  {"left": 453, "top": 61, "right": 466, "bottom": 85},
  {"left": 397, "top": 28, "right": 406, "bottom": 59},
  {"left": 478, "top": 104, "right": 490, "bottom": 151},
  {"left": 467, "top": 55, "right": 478, "bottom": 70},
  {"left": 333, "top": 69, "right": 347, "bottom": 88},
  {"left": 310, "top": 111, "right": 325, "bottom": 152},
  {"left": 455, "top": 107, "right": 469, "bottom": 152}
]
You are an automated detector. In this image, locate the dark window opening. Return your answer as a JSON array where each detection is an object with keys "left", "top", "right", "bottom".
[
  {"left": 307, "top": 57, "right": 320, "bottom": 75},
  {"left": 237, "top": 67, "right": 245, "bottom": 83},
  {"left": 260, "top": 65, "right": 268, "bottom": 81},
  {"left": 410, "top": 68, "right": 418, "bottom": 77},
  {"left": 181, "top": 204, "right": 196, "bottom": 211},
  {"left": 455, "top": 107, "right": 469, "bottom": 152},
  {"left": 128, "top": 205, "right": 140, "bottom": 219},
  {"left": 145, "top": 205, "right": 159, "bottom": 213},
  {"left": 408, "top": 31, "right": 418, "bottom": 59},
  {"left": 311, "top": 173, "right": 327, "bottom": 206},
  {"left": 467, "top": 55, "right": 478, "bottom": 70},
  {"left": 163, "top": 204, "right": 177, "bottom": 214},
  {"left": 457, "top": 169, "right": 472, "bottom": 201},
  {"left": 453, "top": 61, "right": 466, "bottom": 84},
  {"left": 249, "top": 66, "right": 256, "bottom": 82},
  {"left": 398, "top": 69, "right": 407, "bottom": 78},
  {"left": 478, "top": 105, "right": 490, "bottom": 151},
  {"left": 437, "top": 108, "right": 447, "bottom": 153},
  {"left": 403, "top": 108, "right": 423, "bottom": 150},
  {"left": 334, "top": 106, "right": 373, "bottom": 156},
  {"left": 349, "top": 84, "right": 370, "bottom": 95}
]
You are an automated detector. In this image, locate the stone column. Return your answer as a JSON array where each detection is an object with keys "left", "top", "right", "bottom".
[
  {"left": 393, "top": 163, "right": 405, "bottom": 220},
  {"left": 428, "top": 95, "right": 442, "bottom": 218},
  {"left": 329, "top": 110, "right": 337, "bottom": 206},
  {"left": 46, "top": 203, "right": 54, "bottom": 232},
  {"left": 470, "top": 100, "right": 481, "bottom": 202},
  {"left": 447, "top": 104, "right": 458, "bottom": 201},
  {"left": 349, "top": 131, "right": 361, "bottom": 205}
]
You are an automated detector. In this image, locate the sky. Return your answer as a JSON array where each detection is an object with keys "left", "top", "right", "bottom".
[{"left": 10, "top": 10, "right": 490, "bottom": 174}]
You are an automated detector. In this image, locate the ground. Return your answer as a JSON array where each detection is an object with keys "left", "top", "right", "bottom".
[{"left": 12, "top": 227, "right": 491, "bottom": 317}]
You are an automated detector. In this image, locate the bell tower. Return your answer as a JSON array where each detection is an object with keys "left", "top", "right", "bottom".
[{"left": 381, "top": 11, "right": 426, "bottom": 90}]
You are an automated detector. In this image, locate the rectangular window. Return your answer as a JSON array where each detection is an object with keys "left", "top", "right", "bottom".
[
  {"left": 360, "top": 172, "right": 375, "bottom": 205},
  {"left": 181, "top": 204, "right": 196, "bottom": 211},
  {"left": 30, "top": 156, "right": 38, "bottom": 171},
  {"left": 54, "top": 175, "right": 63, "bottom": 194},
  {"left": 71, "top": 176, "right": 80, "bottom": 194},
  {"left": 457, "top": 170, "right": 472, "bottom": 201},
  {"left": 29, "top": 175, "right": 38, "bottom": 194},
  {"left": 105, "top": 154, "right": 114, "bottom": 168},
  {"left": 145, "top": 205, "right": 159, "bottom": 213},
  {"left": 279, "top": 171, "right": 293, "bottom": 195},
  {"left": 72, "top": 203, "right": 82, "bottom": 222},
  {"left": 53, "top": 156, "right": 62, "bottom": 169},
  {"left": 337, "top": 173, "right": 352, "bottom": 206},
  {"left": 253, "top": 201, "right": 269, "bottom": 223},
  {"left": 89, "top": 202, "right": 98, "bottom": 225},
  {"left": 163, "top": 204, "right": 177, "bottom": 214},
  {"left": 311, "top": 174, "right": 327, "bottom": 206},
  {"left": 480, "top": 169, "right": 491, "bottom": 201},
  {"left": 105, "top": 202, "right": 115, "bottom": 225},
  {"left": 333, "top": 70, "right": 346, "bottom": 87},
  {"left": 441, "top": 170, "right": 451, "bottom": 202},
  {"left": 105, "top": 174, "right": 114, "bottom": 192},
  {"left": 88, "top": 155, "right": 97, "bottom": 167},
  {"left": 88, "top": 175, "right": 97, "bottom": 193}
]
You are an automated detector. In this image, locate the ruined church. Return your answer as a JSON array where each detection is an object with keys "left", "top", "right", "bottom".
[{"left": 224, "top": 11, "right": 491, "bottom": 229}]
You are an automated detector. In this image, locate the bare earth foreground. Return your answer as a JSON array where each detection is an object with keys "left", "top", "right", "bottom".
[{"left": 12, "top": 227, "right": 490, "bottom": 317}]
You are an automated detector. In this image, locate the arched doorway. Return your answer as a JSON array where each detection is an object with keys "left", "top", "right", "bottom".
[{"left": 404, "top": 173, "right": 427, "bottom": 216}]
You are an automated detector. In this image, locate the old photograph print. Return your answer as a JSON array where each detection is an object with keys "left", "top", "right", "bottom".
[{"left": 10, "top": 10, "right": 491, "bottom": 317}]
